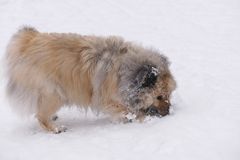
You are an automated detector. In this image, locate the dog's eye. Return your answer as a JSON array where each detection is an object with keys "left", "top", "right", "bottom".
[{"left": 157, "top": 96, "right": 163, "bottom": 100}]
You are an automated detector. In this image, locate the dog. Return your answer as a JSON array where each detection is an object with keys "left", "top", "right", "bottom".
[{"left": 6, "top": 27, "right": 176, "bottom": 133}]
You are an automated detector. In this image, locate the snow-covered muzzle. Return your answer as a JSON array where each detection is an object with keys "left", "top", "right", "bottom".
[{"left": 140, "top": 95, "right": 171, "bottom": 117}]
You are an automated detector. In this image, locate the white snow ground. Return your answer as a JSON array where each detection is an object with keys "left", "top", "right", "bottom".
[{"left": 0, "top": 0, "right": 240, "bottom": 160}]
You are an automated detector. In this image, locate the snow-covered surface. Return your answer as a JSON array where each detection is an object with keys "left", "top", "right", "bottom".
[{"left": 0, "top": 0, "right": 240, "bottom": 160}]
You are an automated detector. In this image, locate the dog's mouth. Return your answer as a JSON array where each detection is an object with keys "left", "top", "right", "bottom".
[{"left": 141, "top": 104, "right": 170, "bottom": 117}]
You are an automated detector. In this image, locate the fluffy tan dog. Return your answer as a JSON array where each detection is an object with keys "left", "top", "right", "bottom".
[{"left": 6, "top": 27, "right": 176, "bottom": 133}]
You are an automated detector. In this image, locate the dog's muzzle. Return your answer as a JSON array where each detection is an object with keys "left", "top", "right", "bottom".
[{"left": 143, "top": 103, "right": 170, "bottom": 117}]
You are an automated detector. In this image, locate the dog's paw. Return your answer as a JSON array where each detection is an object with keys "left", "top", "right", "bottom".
[
  {"left": 121, "top": 117, "right": 133, "bottom": 123},
  {"left": 123, "top": 113, "right": 136, "bottom": 123},
  {"left": 51, "top": 115, "right": 58, "bottom": 121},
  {"left": 53, "top": 125, "right": 67, "bottom": 134}
]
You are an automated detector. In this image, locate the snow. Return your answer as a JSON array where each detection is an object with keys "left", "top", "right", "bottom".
[{"left": 0, "top": 0, "right": 240, "bottom": 160}]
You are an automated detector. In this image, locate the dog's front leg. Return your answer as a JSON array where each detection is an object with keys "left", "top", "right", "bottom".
[{"left": 103, "top": 101, "right": 133, "bottom": 123}]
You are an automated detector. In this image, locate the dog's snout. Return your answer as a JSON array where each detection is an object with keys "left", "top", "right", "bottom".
[
  {"left": 159, "top": 105, "right": 169, "bottom": 116},
  {"left": 144, "top": 104, "right": 170, "bottom": 117}
]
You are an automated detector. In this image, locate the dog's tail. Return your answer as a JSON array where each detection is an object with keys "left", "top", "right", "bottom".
[
  {"left": 5, "top": 26, "right": 39, "bottom": 117},
  {"left": 6, "top": 26, "right": 38, "bottom": 61}
]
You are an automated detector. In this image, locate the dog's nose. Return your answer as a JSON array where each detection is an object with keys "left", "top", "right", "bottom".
[
  {"left": 159, "top": 106, "right": 169, "bottom": 116},
  {"left": 144, "top": 103, "right": 170, "bottom": 117},
  {"left": 161, "top": 101, "right": 170, "bottom": 115}
]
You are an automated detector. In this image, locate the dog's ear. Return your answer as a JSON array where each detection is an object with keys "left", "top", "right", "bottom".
[{"left": 134, "top": 65, "right": 158, "bottom": 89}]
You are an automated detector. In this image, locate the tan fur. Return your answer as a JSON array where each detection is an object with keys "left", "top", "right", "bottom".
[{"left": 6, "top": 27, "right": 176, "bottom": 133}]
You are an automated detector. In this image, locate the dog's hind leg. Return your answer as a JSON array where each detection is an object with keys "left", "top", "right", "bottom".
[
  {"left": 51, "top": 115, "right": 58, "bottom": 121},
  {"left": 36, "top": 93, "right": 66, "bottom": 134}
]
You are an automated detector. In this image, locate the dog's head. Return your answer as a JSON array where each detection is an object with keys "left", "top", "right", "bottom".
[
  {"left": 139, "top": 69, "right": 176, "bottom": 117},
  {"left": 119, "top": 55, "right": 176, "bottom": 117}
]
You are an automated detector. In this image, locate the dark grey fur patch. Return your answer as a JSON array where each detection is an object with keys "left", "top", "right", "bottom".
[{"left": 137, "top": 65, "right": 158, "bottom": 89}]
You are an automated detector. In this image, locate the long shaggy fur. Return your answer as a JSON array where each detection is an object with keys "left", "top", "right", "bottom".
[{"left": 6, "top": 27, "right": 176, "bottom": 133}]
